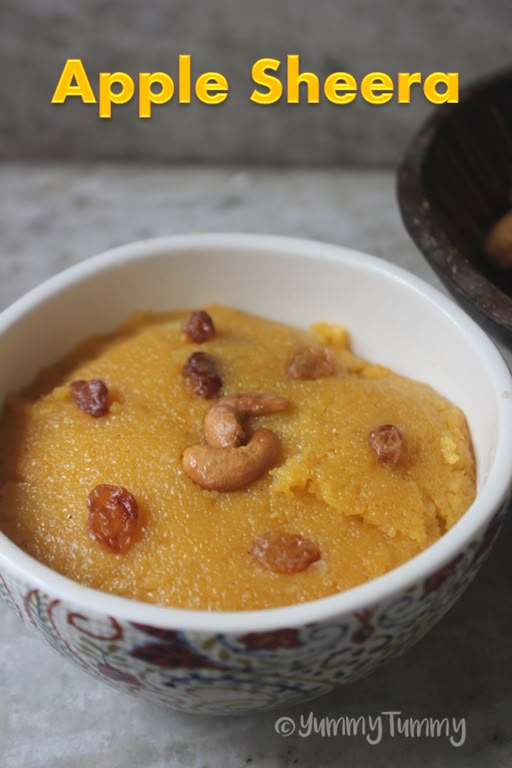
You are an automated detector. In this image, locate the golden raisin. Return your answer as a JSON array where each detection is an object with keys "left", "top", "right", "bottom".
[
  {"left": 250, "top": 530, "right": 321, "bottom": 574},
  {"left": 287, "top": 346, "right": 336, "bottom": 380},
  {"left": 369, "top": 424, "right": 403, "bottom": 466},
  {"left": 87, "top": 484, "right": 138, "bottom": 552},
  {"left": 183, "top": 352, "right": 222, "bottom": 399},
  {"left": 182, "top": 310, "right": 216, "bottom": 343},
  {"left": 71, "top": 379, "right": 109, "bottom": 417}
]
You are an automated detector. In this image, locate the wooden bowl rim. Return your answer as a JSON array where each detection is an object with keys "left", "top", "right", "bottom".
[{"left": 396, "top": 67, "right": 512, "bottom": 333}]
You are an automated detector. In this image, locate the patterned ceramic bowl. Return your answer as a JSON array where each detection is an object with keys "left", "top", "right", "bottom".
[{"left": 0, "top": 234, "right": 511, "bottom": 714}]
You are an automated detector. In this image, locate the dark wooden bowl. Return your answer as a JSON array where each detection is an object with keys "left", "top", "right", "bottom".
[{"left": 397, "top": 68, "right": 512, "bottom": 348}]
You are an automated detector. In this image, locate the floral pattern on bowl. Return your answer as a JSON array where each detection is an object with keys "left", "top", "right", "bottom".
[{"left": 0, "top": 504, "right": 506, "bottom": 714}]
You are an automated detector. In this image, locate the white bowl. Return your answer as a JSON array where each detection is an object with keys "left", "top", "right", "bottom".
[{"left": 0, "top": 234, "right": 510, "bottom": 714}]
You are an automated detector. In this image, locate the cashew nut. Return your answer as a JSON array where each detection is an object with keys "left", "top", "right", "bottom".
[
  {"left": 204, "top": 392, "right": 290, "bottom": 448},
  {"left": 182, "top": 392, "right": 289, "bottom": 491},
  {"left": 182, "top": 428, "right": 281, "bottom": 491}
]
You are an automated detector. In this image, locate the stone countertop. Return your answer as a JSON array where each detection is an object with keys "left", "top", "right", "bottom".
[{"left": 0, "top": 165, "right": 510, "bottom": 768}]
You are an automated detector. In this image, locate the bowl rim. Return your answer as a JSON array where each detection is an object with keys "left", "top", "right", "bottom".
[
  {"left": 396, "top": 66, "right": 512, "bottom": 334},
  {"left": 0, "top": 232, "right": 511, "bottom": 634}
]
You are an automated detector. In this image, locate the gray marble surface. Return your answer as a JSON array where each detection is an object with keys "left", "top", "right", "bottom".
[
  {"left": 0, "top": 164, "right": 511, "bottom": 767},
  {"left": 1, "top": 0, "right": 511, "bottom": 165}
]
